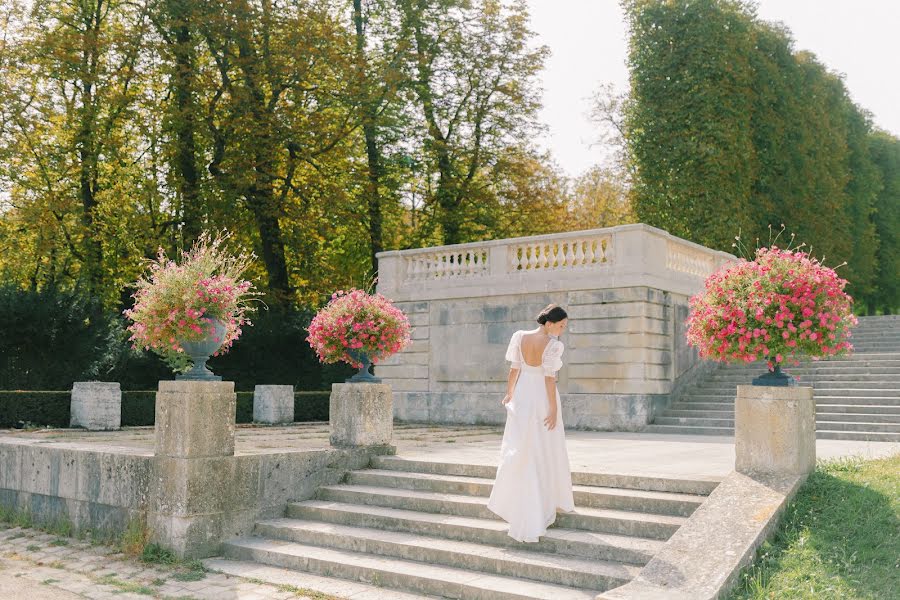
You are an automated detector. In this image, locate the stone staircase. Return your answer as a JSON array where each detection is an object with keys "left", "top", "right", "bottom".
[
  {"left": 646, "top": 315, "right": 900, "bottom": 441},
  {"left": 207, "top": 456, "right": 719, "bottom": 599}
]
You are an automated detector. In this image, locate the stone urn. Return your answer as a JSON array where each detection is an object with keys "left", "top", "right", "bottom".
[
  {"left": 751, "top": 360, "right": 797, "bottom": 387},
  {"left": 176, "top": 319, "right": 227, "bottom": 381},
  {"left": 345, "top": 350, "right": 381, "bottom": 383}
]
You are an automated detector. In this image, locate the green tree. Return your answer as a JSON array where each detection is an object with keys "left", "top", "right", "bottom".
[
  {"left": 397, "top": 0, "right": 548, "bottom": 245},
  {"left": 623, "top": 0, "right": 757, "bottom": 249},
  {"left": 868, "top": 131, "right": 900, "bottom": 313}
]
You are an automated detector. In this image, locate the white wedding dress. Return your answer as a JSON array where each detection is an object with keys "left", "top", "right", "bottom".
[{"left": 486, "top": 329, "right": 576, "bottom": 542}]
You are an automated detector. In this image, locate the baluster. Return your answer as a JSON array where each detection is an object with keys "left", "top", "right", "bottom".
[
  {"left": 527, "top": 245, "right": 538, "bottom": 270},
  {"left": 510, "top": 246, "right": 521, "bottom": 271},
  {"left": 574, "top": 240, "right": 585, "bottom": 265},
  {"left": 565, "top": 242, "right": 576, "bottom": 266},
  {"left": 585, "top": 240, "right": 596, "bottom": 264}
]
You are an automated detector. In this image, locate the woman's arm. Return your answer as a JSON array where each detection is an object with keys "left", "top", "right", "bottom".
[
  {"left": 501, "top": 367, "right": 520, "bottom": 404},
  {"left": 543, "top": 375, "right": 558, "bottom": 430}
]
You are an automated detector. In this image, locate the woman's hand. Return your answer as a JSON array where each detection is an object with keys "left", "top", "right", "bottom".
[
  {"left": 501, "top": 393, "right": 512, "bottom": 405},
  {"left": 544, "top": 407, "right": 558, "bottom": 430}
]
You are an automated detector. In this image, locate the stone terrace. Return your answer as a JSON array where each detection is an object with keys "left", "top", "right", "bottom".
[{"left": 3, "top": 423, "right": 896, "bottom": 479}]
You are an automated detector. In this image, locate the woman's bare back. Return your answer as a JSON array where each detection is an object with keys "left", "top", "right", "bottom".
[{"left": 520, "top": 331, "right": 551, "bottom": 368}]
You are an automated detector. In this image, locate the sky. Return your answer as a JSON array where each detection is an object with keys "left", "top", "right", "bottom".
[{"left": 527, "top": 0, "right": 900, "bottom": 178}]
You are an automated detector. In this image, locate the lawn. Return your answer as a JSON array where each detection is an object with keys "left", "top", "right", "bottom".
[{"left": 729, "top": 453, "right": 899, "bottom": 599}]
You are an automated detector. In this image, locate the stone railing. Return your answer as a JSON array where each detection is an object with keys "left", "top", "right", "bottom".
[{"left": 377, "top": 224, "right": 734, "bottom": 301}]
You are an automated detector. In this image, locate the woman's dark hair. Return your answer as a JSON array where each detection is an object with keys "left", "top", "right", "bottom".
[{"left": 536, "top": 304, "right": 568, "bottom": 325}]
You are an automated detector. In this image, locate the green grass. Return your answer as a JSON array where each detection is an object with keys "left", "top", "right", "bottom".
[
  {"left": 729, "top": 454, "right": 899, "bottom": 599},
  {"left": 97, "top": 574, "right": 155, "bottom": 595}
]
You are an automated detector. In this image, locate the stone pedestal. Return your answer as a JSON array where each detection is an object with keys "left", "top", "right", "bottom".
[
  {"left": 150, "top": 380, "right": 237, "bottom": 558},
  {"left": 253, "top": 385, "right": 294, "bottom": 424},
  {"left": 330, "top": 383, "right": 393, "bottom": 447},
  {"left": 70, "top": 382, "right": 121, "bottom": 430},
  {"left": 735, "top": 384, "right": 815, "bottom": 476}
]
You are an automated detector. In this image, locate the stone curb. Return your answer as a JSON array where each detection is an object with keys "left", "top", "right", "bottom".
[{"left": 596, "top": 470, "right": 804, "bottom": 600}]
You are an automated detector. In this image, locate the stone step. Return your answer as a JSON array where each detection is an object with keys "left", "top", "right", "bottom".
[
  {"left": 721, "top": 367, "right": 900, "bottom": 375},
  {"left": 348, "top": 469, "right": 704, "bottom": 517},
  {"left": 815, "top": 420, "right": 900, "bottom": 433},
  {"left": 249, "top": 519, "right": 639, "bottom": 591},
  {"left": 683, "top": 393, "right": 900, "bottom": 404},
  {"left": 708, "top": 373, "right": 900, "bottom": 382},
  {"left": 654, "top": 417, "right": 734, "bottom": 428},
  {"left": 204, "top": 559, "right": 438, "bottom": 599},
  {"left": 664, "top": 405, "right": 900, "bottom": 419},
  {"left": 815, "top": 430, "right": 900, "bottom": 442},
  {"left": 668, "top": 401, "right": 735, "bottom": 411},
  {"left": 642, "top": 425, "right": 734, "bottom": 436},
  {"left": 663, "top": 409, "right": 735, "bottom": 419},
  {"left": 815, "top": 395, "right": 900, "bottom": 405},
  {"left": 313, "top": 485, "right": 685, "bottom": 540},
  {"left": 815, "top": 404, "right": 900, "bottom": 414},
  {"left": 223, "top": 537, "right": 598, "bottom": 600},
  {"left": 370, "top": 456, "right": 720, "bottom": 495},
  {"left": 816, "top": 412, "right": 900, "bottom": 423},
  {"left": 696, "top": 381, "right": 900, "bottom": 390},
  {"left": 286, "top": 500, "right": 664, "bottom": 565},
  {"left": 646, "top": 425, "right": 900, "bottom": 441},
  {"left": 725, "top": 354, "right": 900, "bottom": 366},
  {"left": 807, "top": 388, "right": 900, "bottom": 397}
]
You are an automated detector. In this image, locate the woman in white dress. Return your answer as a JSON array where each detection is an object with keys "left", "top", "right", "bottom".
[{"left": 486, "top": 304, "right": 576, "bottom": 542}]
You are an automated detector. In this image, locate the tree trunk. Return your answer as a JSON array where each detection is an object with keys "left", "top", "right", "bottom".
[
  {"left": 168, "top": 2, "right": 203, "bottom": 246},
  {"left": 353, "top": 0, "right": 384, "bottom": 275}
]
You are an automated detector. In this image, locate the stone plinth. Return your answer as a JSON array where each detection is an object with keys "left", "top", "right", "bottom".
[
  {"left": 154, "top": 380, "right": 236, "bottom": 459},
  {"left": 735, "top": 384, "right": 815, "bottom": 476},
  {"left": 150, "top": 380, "right": 237, "bottom": 557},
  {"left": 70, "top": 382, "right": 121, "bottom": 430},
  {"left": 253, "top": 385, "right": 294, "bottom": 424},
  {"left": 330, "top": 383, "right": 393, "bottom": 447}
]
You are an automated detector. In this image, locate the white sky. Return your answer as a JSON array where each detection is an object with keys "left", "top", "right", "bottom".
[{"left": 528, "top": 0, "right": 900, "bottom": 178}]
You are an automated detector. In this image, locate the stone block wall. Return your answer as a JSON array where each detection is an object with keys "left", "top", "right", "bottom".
[
  {"left": 376, "top": 224, "right": 734, "bottom": 430},
  {"left": 380, "top": 287, "right": 708, "bottom": 430}
]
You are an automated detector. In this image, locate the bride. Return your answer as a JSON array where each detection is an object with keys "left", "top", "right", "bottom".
[{"left": 487, "top": 304, "right": 575, "bottom": 542}]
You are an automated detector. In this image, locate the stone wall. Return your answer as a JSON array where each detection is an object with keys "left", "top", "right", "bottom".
[
  {"left": 376, "top": 224, "right": 733, "bottom": 430},
  {"left": 0, "top": 439, "right": 380, "bottom": 555}
]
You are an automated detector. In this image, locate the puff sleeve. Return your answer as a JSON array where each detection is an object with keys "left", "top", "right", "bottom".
[
  {"left": 505, "top": 330, "right": 523, "bottom": 370},
  {"left": 542, "top": 339, "right": 564, "bottom": 376}
]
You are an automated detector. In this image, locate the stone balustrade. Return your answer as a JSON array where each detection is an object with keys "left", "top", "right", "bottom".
[
  {"left": 376, "top": 224, "right": 735, "bottom": 431},
  {"left": 377, "top": 224, "right": 733, "bottom": 302}
]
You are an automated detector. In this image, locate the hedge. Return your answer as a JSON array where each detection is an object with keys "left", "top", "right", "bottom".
[{"left": 0, "top": 390, "right": 331, "bottom": 428}]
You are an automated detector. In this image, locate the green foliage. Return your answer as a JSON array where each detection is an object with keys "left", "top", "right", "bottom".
[
  {"left": 729, "top": 454, "right": 899, "bottom": 599},
  {"left": 624, "top": 0, "right": 757, "bottom": 249},
  {"left": 0, "top": 389, "right": 330, "bottom": 428},
  {"left": 867, "top": 132, "right": 900, "bottom": 313},
  {"left": 140, "top": 543, "right": 178, "bottom": 566},
  {"left": 0, "top": 285, "right": 127, "bottom": 390},
  {"left": 208, "top": 305, "right": 354, "bottom": 391},
  {"left": 0, "top": 391, "right": 71, "bottom": 428},
  {"left": 623, "top": 0, "right": 891, "bottom": 302}
]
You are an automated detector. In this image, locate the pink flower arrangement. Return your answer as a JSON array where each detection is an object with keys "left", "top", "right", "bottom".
[
  {"left": 123, "top": 232, "right": 259, "bottom": 371},
  {"left": 686, "top": 246, "right": 857, "bottom": 371},
  {"left": 306, "top": 289, "right": 412, "bottom": 368}
]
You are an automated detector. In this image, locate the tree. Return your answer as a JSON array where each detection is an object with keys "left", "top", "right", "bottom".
[
  {"left": 568, "top": 167, "right": 635, "bottom": 231},
  {"left": 868, "top": 131, "right": 900, "bottom": 313},
  {"left": 623, "top": 0, "right": 757, "bottom": 250},
  {"left": 397, "top": 0, "right": 548, "bottom": 245}
]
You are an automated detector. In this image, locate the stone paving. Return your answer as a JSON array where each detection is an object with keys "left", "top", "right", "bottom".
[
  {"left": 3, "top": 421, "right": 896, "bottom": 478},
  {"left": 0, "top": 524, "right": 341, "bottom": 599}
]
